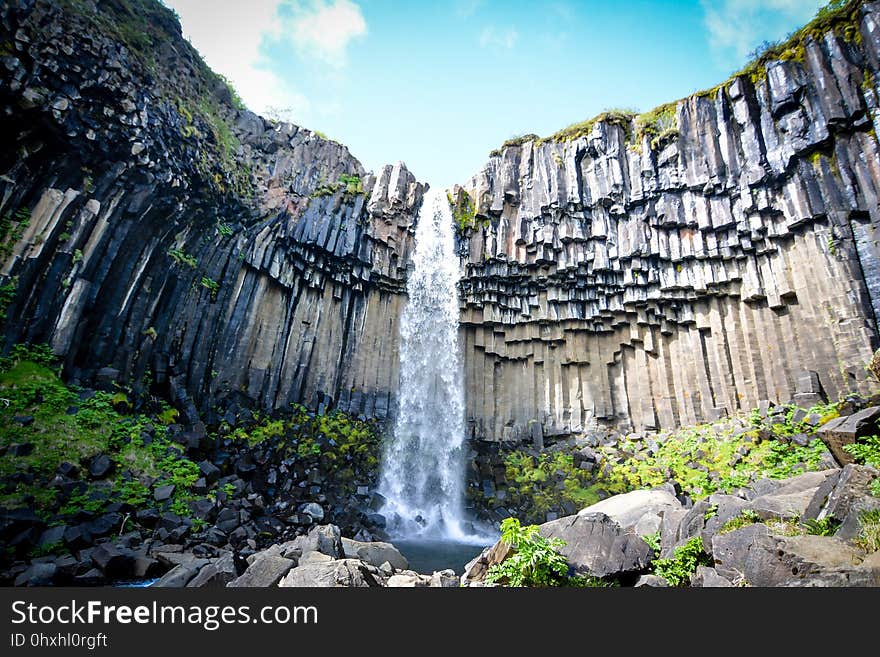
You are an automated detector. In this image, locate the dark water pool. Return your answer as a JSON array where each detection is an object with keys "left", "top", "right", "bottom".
[{"left": 392, "top": 539, "right": 490, "bottom": 575}]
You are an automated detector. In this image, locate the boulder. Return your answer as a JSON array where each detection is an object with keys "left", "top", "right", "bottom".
[
  {"left": 187, "top": 554, "right": 237, "bottom": 587},
  {"left": 711, "top": 523, "right": 871, "bottom": 586},
  {"left": 690, "top": 566, "right": 733, "bottom": 587},
  {"left": 430, "top": 569, "right": 458, "bottom": 587},
  {"left": 153, "top": 562, "right": 204, "bottom": 588},
  {"left": 91, "top": 544, "right": 137, "bottom": 579},
  {"left": 14, "top": 562, "right": 57, "bottom": 586},
  {"left": 153, "top": 484, "right": 175, "bottom": 502},
  {"left": 228, "top": 554, "right": 296, "bottom": 587},
  {"left": 88, "top": 454, "right": 113, "bottom": 478},
  {"left": 460, "top": 541, "right": 514, "bottom": 585},
  {"left": 539, "top": 512, "right": 653, "bottom": 578},
  {"left": 290, "top": 524, "right": 343, "bottom": 558},
  {"left": 578, "top": 488, "right": 681, "bottom": 535},
  {"left": 341, "top": 537, "right": 408, "bottom": 570},
  {"left": 278, "top": 559, "right": 382, "bottom": 587},
  {"left": 804, "top": 464, "right": 879, "bottom": 522},
  {"left": 299, "top": 502, "right": 324, "bottom": 522},
  {"left": 816, "top": 406, "right": 880, "bottom": 465},
  {"left": 634, "top": 574, "right": 669, "bottom": 587},
  {"left": 386, "top": 573, "right": 429, "bottom": 587}
]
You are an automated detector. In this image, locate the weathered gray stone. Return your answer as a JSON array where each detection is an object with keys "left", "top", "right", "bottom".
[
  {"left": 228, "top": 554, "right": 296, "bottom": 588},
  {"left": 805, "top": 464, "right": 880, "bottom": 521},
  {"left": 341, "top": 538, "right": 408, "bottom": 570},
  {"left": 578, "top": 488, "right": 681, "bottom": 535},
  {"left": 539, "top": 513, "right": 653, "bottom": 578},
  {"left": 278, "top": 559, "right": 382, "bottom": 587},
  {"left": 187, "top": 554, "right": 237, "bottom": 588},
  {"left": 712, "top": 524, "right": 870, "bottom": 586},
  {"left": 290, "top": 524, "right": 343, "bottom": 559},
  {"left": 690, "top": 566, "right": 733, "bottom": 588},
  {"left": 817, "top": 407, "right": 880, "bottom": 465}
]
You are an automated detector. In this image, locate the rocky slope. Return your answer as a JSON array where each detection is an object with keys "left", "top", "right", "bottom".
[
  {"left": 0, "top": 0, "right": 421, "bottom": 424},
  {"left": 455, "top": 0, "right": 880, "bottom": 441}
]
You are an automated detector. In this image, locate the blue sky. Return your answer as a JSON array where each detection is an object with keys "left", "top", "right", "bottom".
[{"left": 163, "top": 0, "right": 826, "bottom": 186}]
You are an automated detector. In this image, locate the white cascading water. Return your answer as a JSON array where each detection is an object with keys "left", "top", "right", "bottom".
[{"left": 378, "top": 186, "right": 470, "bottom": 540}]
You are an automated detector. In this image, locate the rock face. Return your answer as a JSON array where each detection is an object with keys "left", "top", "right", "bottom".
[
  {"left": 0, "top": 0, "right": 422, "bottom": 421},
  {"left": 456, "top": 1, "right": 880, "bottom": 439}
]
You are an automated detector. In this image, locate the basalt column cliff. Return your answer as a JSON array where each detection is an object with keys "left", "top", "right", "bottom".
[
  {"left": 2, "top": 0, "right": 880, "bottom": 443},
  {"left": 0, "top": 0, "right": 422, "bottom": 424},
  {"left": 456, "top": 1, "right": 880, "bottom": 441}
]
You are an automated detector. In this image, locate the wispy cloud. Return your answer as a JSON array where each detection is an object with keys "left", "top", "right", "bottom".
[
  {"left": 454, "top": 0, "right": 483, "bottom": 18},
  {"left": 479, "top": 26, "right": 519, "bottom": 50},
  {"left": 164, "top": 1, "right": 308, "bottom": 119},
  {"left": 284, "top": 0, "right": 367, "bottom": 67},
  {"left": 701, "top": 0, "right": 824, "bottom": 63},
  {"left": 163, "top": 0, "right": 367, "bottom": 122}
]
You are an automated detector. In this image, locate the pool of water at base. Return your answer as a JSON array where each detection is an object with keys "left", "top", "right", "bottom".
[{"left": 392, "top": 539, "right": 491, "bottom": 575}]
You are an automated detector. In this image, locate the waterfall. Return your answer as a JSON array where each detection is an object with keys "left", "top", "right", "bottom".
[{"left": 378, "top": 186, "right": 471, "bottom": 540}]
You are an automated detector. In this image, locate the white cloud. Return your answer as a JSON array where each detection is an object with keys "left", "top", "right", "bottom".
[
  {"left": 455, "top": 0, "right": 483, "bottom": 18},
  {"left": 479, "top": 26, "right": 519, "bottom": 49},
  {"left": 162, "top": 0, "right": 367, "bottom": 121},
  {"left": 701, "top": 0, "right": 825, "bottom": 62},
  {"left": 285, "top": 0, "right": 367, "bottom": 67},
  {"left": 163, "top": 1, "right": 307, "bottom": 119}
]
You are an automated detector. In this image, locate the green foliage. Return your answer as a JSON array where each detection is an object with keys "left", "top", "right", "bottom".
[
  {"left": 543, "top": 108, "right": 637, "bottom": 144},
  {"left": 0, "top": 277, "right": 17, "bottom": 322},
  {"left": 222, "top": 482, "right": 236, "bottom": 497},
  {"left": 168, "top": 248, "right": 197, "bottom": 269},
  {"left": 157, "top": 404, "right": 179, "bottom": 426},
  {"left": 871, "top": 479, "right": 880, "bottom": 498},
  {"left": 216, "top": 222, "right": 234, "bottom": 237},
  {"left": 855, "top": 509, "right": 880, "bottom": 552},
  {"left": 803, "top": 517, "right": 841, "bottom": 536},
  {"left": 634, "top": 102, "right": 678, "bottom": 150},
  {"left": 651, "top": 537, "right": 711, "bottom": 587},
  {"left": 446, "top": 190, "right": 485, "bottom": 234},
  {"left": 704, "top": 504, "right": 719, "bottom": 520},
  {"left": 697, "top": 0, "right": 863, "bottom": 96},
  {"left": 0, "top": 207, "right": 31, "bottom": 259},
  {"left": 312, "top": 174, "right": 366, "bottom": 198},
  {"left": 486, "top": 518, "right": 570, "bottom": 587},
  {"left": 338, "top": 174, "right": 365, "bottom": 195},
  {"left": 200, "top": 276, "right": 219, "bottom": 300},
  {"left": 72, "top": 249, "right": 83, "bottom": 264},
  {"left": 0, "top": 357, "right": 201, "bottom": 521},
  {"left": 502, "top": 449, "right": 601, "bottom": 524},
  {"left": 643, "top": 531, "right": 661, "bottom": 555},
  {"left": 843, "top": 435, "right": 880, "bottom": 468},
  {"left": 720, "top": 509, "right": 762, "bottom": 534},
  {"left": 231, "top": 418, "right": 284, "bottom": 446},
  {"left": 598, "top": 403, "right": 835, "bottom": 501}
]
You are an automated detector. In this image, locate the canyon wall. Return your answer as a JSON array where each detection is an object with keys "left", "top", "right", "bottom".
[
  {"left": 3, "top": 0, "right": 880, "bottom": 442},
  {"left": 0, "top": 0, "right": 421, "bottom": 423},
  {"left": 457, "top": 1, "right": 880, "bottom": 440}
]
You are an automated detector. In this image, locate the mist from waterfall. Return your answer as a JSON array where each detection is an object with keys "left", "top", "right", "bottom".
[{"left": 378, "top": 186, "right": 473, "bottom": 541}]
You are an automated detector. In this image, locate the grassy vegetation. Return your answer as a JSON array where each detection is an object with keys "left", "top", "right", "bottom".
[
  {"left": 226, "top": 404, "right": 381, "bottom": 498},
  {"left": 446, "top": 190, "right": 484, "bottom": 234},
  {"left": 485, "top": 517, "right": 612, "bottom": 587},
  {"left": 597, "top": 402, "right": 839, "bottom": 500},
  {"left": 167, "top": 247, "right": 197, "bottom": 269},
  {"left": 0, "top": 208, "right": 30, "bottom": 260},
  {"left": 651, "top": 536, "right": 712, "bottom": 587},
  {"left": 489, "top": 0, "right": 864, "bottom": 158},
  {"left": 311, "top": 174, "right": 366, "bottom": 198},
  {"left": 0, "top": 345, "right": 203, "bottom": 525},
  {"left": 855, "top": 509, "right": 880, "bottom": 552},
  {"left": 500, "top": 449, "right": 601, "bottom": 524}
]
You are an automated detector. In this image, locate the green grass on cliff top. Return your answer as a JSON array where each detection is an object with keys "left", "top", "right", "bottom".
[{"left": 491, "top": 0, "right": 864, "bottom": 154}]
